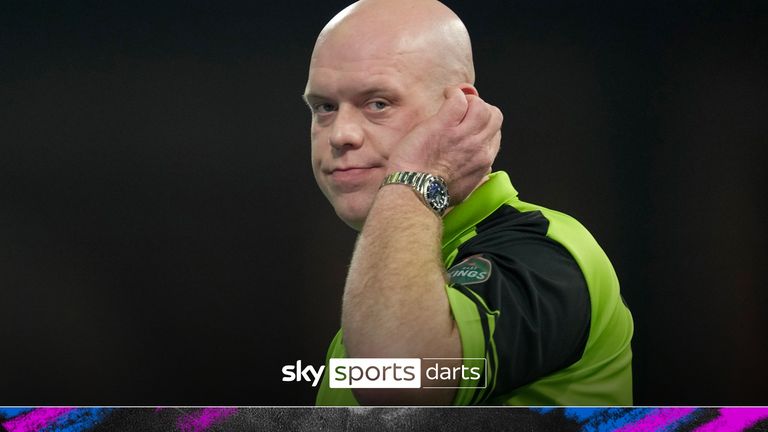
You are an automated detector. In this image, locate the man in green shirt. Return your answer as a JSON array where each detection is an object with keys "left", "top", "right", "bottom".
[{"left": 304, "top": 0, "right": 633, "bottom": 405}]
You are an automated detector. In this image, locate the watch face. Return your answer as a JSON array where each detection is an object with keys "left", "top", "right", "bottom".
[{"left": 426, "top": 179, "right": 449, "bottom": 211}]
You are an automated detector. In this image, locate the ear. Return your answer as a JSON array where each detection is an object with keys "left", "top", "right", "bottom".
[{"left": 459, "top": 84, "right": 479, "bottom": 97}]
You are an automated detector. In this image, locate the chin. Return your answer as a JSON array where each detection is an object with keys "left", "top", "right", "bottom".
[
  {"left": 332, "top": 196, "right": 375, "bottom": 232},
  {"left": 334, "top": 205, "right": 367, "bottom": 231}
]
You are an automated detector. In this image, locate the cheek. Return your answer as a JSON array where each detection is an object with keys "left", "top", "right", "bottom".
[
  {"left": 310, "top": 130, "right": 325, "bottom": 163},
  {"left": 309, "top": 150, "right": 325, "bottom": 188},
  {"left": 375, "top": 113, "right": 424, "bottom": 154}
]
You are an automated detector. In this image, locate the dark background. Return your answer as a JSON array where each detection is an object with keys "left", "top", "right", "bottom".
[{"left": 1, "top": 0, "right": 766, "bottom": 405}]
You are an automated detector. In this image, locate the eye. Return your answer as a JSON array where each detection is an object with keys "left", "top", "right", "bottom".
[
  {"left": 366, "top": 100, "right": 389, "bottom": 112},
  {"left": 313, "top": 103, "right": 337, "bottom": 114}
]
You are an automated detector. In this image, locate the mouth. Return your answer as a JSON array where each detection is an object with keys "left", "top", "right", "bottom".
[
  {"left": 327, "top": 165, "right": 383, "bottom": 185},
  {"left": 332, "top": 166, "right": 371, "bottom": 174}
]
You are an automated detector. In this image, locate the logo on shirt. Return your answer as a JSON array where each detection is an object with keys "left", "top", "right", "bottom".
[{"left": 447, "top": 255, "right": 492, "bottom": 285}]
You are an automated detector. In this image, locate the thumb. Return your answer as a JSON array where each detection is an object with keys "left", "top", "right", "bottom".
[{"left": 436, "top": 86, "right": 469, "bottom": 127}]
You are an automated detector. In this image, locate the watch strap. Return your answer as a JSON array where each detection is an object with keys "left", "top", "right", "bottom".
[
  {"left": 381, "top": 171, "right": 432, "bottom": 190},
  {"left": 381, "top": 171, "right": 449, "bottom": 215}
]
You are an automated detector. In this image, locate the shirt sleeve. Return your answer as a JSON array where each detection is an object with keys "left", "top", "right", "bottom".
[{"left": 446, "top": 207, "right": 591, "bottom": 404}]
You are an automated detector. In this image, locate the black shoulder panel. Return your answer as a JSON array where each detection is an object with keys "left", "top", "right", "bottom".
[{"left": 450, "top": 204, "right": 591, "bottom": 402}]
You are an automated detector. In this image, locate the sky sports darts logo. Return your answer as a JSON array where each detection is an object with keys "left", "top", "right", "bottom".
[{"left": 282, "top": 358, "right": 487, "bottom": 389}]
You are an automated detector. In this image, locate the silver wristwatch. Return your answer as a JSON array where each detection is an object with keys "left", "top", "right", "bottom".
[{"left": 381, "top": 171, "right": 450, "bottom": 216}]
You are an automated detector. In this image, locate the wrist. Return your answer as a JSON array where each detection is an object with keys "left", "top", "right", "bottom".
[{"left": 380, "top": 171, "right": 450, "bottom": 216}]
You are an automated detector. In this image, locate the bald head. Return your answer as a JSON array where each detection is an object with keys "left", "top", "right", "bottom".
[{"left": 311, "top": 0, "right": 475, "bottom": 87}]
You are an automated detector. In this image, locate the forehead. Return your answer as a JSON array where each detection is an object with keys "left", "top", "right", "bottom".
[
  {"left": 306, "top": 61, "right": 410, "bottom": 99},
  {"left": 305, "top": 36, "right": 434, "bottom": 98}
]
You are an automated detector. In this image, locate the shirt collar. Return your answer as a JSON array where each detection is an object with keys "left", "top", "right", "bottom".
[{"left": 442, "top": 171, "right": 518, "bottom": 248}]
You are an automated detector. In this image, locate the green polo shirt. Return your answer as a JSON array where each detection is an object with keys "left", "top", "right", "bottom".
[{"left": 316, "top": 171, "right": 633, "bottom": 405}]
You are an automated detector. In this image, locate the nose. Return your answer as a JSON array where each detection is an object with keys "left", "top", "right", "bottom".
[{"left": 329, "top": 105, "right": 364, "bottom": 150}]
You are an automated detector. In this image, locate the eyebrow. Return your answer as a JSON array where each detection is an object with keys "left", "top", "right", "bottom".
[
  {"left": 302, "top": 93, "right": 324, "bottom": 103},
  {"left": 302, "top": 87, "right": 400, "bottom": 104}
]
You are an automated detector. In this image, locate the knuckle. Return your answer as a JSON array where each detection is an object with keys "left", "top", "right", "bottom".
[{"left": 494, "top": 107, "right": 503, "bottom": 121}]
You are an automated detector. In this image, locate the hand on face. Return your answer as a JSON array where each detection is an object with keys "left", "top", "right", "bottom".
[{"left": 387, "top": 86, "right": 503, "bottom": 206}]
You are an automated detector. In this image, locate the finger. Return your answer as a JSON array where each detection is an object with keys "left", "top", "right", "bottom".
[
  {"left": 487, "top": 110, "right": 502, "bottom": 163},
  {"left": 489, "top": 105, "right": 504, "bottom": 136},
  {"left": 489, "top": 129, "right": 501, "bottom": 160},
  {"left": 437, "top": 86, "right": 469, "bottom": 127},
  {"left": 458, "top": 96, "right": 494, "bottom": 135},
  {"left": 477, "top": 104, "right": 503, "bottom": 143}
]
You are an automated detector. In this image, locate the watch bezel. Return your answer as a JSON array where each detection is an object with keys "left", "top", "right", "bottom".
[{"left": 421, "top": 175, "right": 449, "bottom": 215}]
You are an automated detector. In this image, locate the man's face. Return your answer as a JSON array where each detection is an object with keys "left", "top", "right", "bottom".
[{"left": 305, "top": 40, "right": 442, "bottom": 230}]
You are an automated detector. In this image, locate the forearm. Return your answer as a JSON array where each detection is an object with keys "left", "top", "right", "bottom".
[
  {"left": 341, "top": 184, "right": 461, "bottom": 404},
  {"left": 342, "top": 185, "right": 459, "bottom": 357}
]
